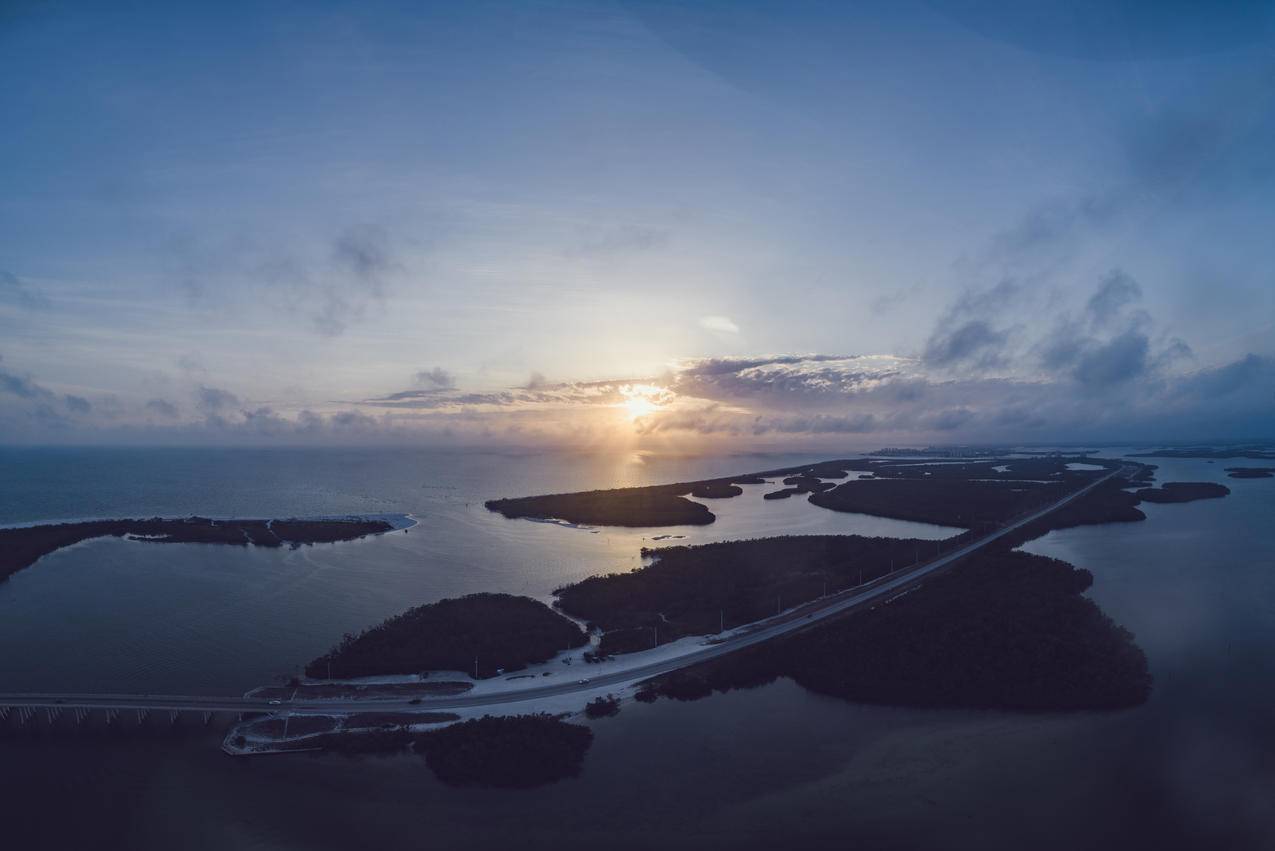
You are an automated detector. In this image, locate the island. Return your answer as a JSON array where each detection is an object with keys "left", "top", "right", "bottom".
[
  {"left": 484, "top": 460, "right": 866, "bottom": 526},
  {"left": 636, "top": 548, "right": 1151, "bottom": 712},
  {"left": 483, "top": 457, "right": 1117, "bottom": 528},
  {"left": 0, "top": 516, "right": 397, "bottom": 582},
  {"left": 305, "top": 592, "right": 589, "bottom": 679},
  {"left": 554, "top": 533, "right": 971, "bottom": 653},
  {"left": 1131, "top": 447, "right": 1275, "bottom": 460},
  {"left": 1225, "top": 467, "right": 1275, "bottom": 479},
  {"left": 1134, "top": 482, "right": 1230, "bottom": 503},
  {"left": 225, "top": 455, "right": 1217, "bottom": 763}
]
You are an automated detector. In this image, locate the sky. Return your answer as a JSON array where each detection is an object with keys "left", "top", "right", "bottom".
[{"left": 2, "top": 0, "right": 1273, "bottom": 450}]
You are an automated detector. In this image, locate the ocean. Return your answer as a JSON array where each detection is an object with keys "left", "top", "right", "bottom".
[{"left": 1, "top": 446, "right": 1272, "bottom": 849}]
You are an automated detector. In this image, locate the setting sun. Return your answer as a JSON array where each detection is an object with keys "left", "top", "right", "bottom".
[
  {"left": 623, "top": 396, "right": 658, "bottom": 420},
  {"left": 618, "top": 384, "right": 666, "bottom": 421}
]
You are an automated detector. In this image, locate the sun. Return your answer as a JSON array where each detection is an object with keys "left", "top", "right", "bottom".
[
  {"left": 618, "top": 384, "right": 666, "bottom": 421},
  {"left": 623, "top": 395, "right": 658, "bottom": 420}
]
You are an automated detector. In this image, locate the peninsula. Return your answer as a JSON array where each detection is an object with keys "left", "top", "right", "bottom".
[{"left": 0, "top": 516, "right": 398, "bottom": 582}]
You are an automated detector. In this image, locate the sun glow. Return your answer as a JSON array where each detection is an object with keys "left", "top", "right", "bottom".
[
  {"left": 618, "top": 384, "right": 666, "bottom": 421},
  {"left": 623, "top": 395, "right": 658, "bottom": 420}
]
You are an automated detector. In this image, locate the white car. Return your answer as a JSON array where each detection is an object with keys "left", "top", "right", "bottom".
[{"left": 268, "top": 699, "right": 282, "bottom": 705}]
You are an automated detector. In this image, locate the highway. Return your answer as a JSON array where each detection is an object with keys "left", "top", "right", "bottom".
[{"left": 0, "top": 465, "right": 1130, "bottom": 719}]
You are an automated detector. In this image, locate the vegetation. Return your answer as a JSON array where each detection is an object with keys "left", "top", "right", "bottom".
[
  {"left": 418, "top": 715, "right": 593, "bottom": 788},
  {"left": 345, "top": 711, "right": 458, "bottom": 729},
  {"left": 1135, "top": 482, "right": 1231, "bottom": 503},
  {"left": 1226, "top": 467, "right": 1275, "bottom": 479},
  {"left": 485, "top": 488, "right": 715, "bottom": 527},
  {"left": 484, "top": 456, "right": 1129, "bottom": 530},
  {"left": 556, "top": 534, "right": 971, "bottom": 648},
  {"left": 484, "top": 459, "right": 868, "bottom": 527},
  {"left": 640, "top": 550, "right": 1151, "bottom": 712},
  {"left": 809, "top": 478, "right": 1069, "bottom": 528},
  {"left": 305, "top": 593, "right": 588, "bottom": 679},
  {"left": 996, "top": 477, "right": 1147, "bottom": 549},
  {"left": 0, "top": 516, "right": 393, "bottom": 581},
  {"left": 1131, "top": 447, "right": 1275, "bottom": 460},
  {"left": 584, "top": 695, "right": 621, "bottom": 718}
]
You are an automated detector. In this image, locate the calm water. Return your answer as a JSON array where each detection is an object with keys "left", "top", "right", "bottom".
[{"left": 1, "top": 447, "right": 1272, "bottom": 849}]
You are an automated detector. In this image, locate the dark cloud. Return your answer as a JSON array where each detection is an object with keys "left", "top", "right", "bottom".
[
  {"left": 926, "top": 406, "right": 976, "bottom": 431},
  {"left": 755, "top": 412, "right": 880, "bottom": 435},
  {"left": 1173, "top": 353, "right": 1273, "bottom": 399},
  {"left": 63, "top": 394, "right": 91, "bottom": 414},
  {"left": 0, "top": 366, "right": 45, "bottom": 399},
  {"left": 413, "top": 367, "right": 456, "bottom": 392},
  {"left": 146, "top": 398, "right": 180, "bottom": 418},
  {"left": 1085, "top": 270, "right": 1143, "bottom": 328},
  {"left": 525, "top": 371, "right": 549, "bottom": 390},
  {"left": 923, "top": 320, "right": 1011, "bottom": 369},
  {"left": 921, "top": 280, "right": 1023, "bottom": 371},
  {"left": 197, "top": 385, "right": 240, "bottom": 414},
  {"left": 1068, "top": 328, "right": 1144, "bottom": 385}
]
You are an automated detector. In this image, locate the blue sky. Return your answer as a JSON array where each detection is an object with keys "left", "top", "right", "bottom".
[{"left": 2, "top": 0, "right": 1273, "bottom": 447}]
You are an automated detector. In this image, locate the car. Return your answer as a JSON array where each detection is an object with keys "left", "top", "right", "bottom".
[
  {"left": 577, "top": 678, "right": 590, "bottom": 684},
  {"left": 408, "top": 698, "right": 422, "bottom": 705},
  {"left": 268, "top": 699, "right": 282, "bottom": 706}
]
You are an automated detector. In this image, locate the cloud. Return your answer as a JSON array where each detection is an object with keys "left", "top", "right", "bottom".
[
  {"left": 0, "top": 270, "right": 49, "bottom": 308},
  {"left": 671, "top": 354, "right": 907, "bottom": 407},
  {"left": 146, "top": 398, "right": 180, "bottom": 418},
  {"left": 525, "top": 371, "right": 549, "bottom": 390},
  {"left": 413, "top": 367, "right": 456, "bottom": 392},
  {"left": 163, "top": 223, "right": 403, "bottom": 338},
  {"left": 1072, "top": 329, "right": 1151, "bottom": 387},
  {"left": 197, "top": 385, "right": 240, "bottom": 414},
  {"left": 922, "top": 280, "right": 1022, "bottom": 371},
  {"left": 923, "top": 320, "right": 1011, "bottom": 370},
  {"left": 698, "top": 315, "right": 740, "bottom": 334},
  {"left": 63, "top": 394, "right": 91, "bottom": 414},
  {"left": 1085, "top": 270, "right": 1143, "bottom": 329},
  {"left": 0, "top": 366, "right": 45, "bottom": 399},
  {"left": 310, "top": 225, "right": 397, "bottom": 336}
]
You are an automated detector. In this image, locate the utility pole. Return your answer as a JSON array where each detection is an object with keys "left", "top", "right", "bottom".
[
  {"left": 720, "top": 609, "right": 724, "bottom": 633},
  {"left": 653, "top": 626, "right": 658, "bottom": 647},
  {"left": 474, "top": 656, "right": 479, "bottom": 679}
]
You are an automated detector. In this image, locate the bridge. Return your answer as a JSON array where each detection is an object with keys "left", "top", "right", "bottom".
[{"left": 0, "top": 465, "right": 1134, "bottom": 730}]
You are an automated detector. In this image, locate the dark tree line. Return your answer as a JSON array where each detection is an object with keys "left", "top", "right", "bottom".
[
  {"left": 556, "top": 534, "right": 970, "bottom": 650},
  {"left": 0, "top": 516, "right": 392, "bottom": 581},
  {"left": 305, "top": 592, "right": 588, "bottom": 679},
  {"left": 640, "top": 549, "right": 1152, "bottom": 713}
]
